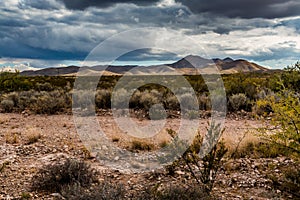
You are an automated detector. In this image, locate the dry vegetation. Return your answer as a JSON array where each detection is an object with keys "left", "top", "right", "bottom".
[{"left": 1, "top": 64, "right": 300, "bottom": 199}]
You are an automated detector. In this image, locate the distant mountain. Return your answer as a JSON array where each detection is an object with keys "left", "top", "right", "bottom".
[
  {"left": 170, "top": 55, "right": 269, "bottom": 74},
  {"left": 21, "top": 65, "right": 79, "bottom": 76},
  {"left": 20, "top": 55, "right": 269, "bottom": 76},
  {"left": 169, "top": 55, "right": 213, "bottom": 69}
]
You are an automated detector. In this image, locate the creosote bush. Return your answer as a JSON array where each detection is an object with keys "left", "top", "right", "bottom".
[{"left": 31, "top": 158, "right": 96, "bottom": 193}]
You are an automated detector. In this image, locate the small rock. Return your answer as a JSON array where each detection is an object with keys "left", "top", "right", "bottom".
[
  {"left": 175, "top": 170, "right": 185, "bottom": 175},
  {"left": 51, "top": 193, "right": 65, "bottom": 199},
  {"left": 114, "top": 156, "right": 119, "bottom": 161}
]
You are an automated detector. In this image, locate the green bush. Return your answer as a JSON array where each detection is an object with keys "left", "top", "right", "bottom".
[{"left": 259, "top": 89, "right": 300, "bottom": 155}]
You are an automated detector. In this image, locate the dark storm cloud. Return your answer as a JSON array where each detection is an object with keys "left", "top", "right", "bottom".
[
  {"left": 59, "top": 0, "right": 160, "bottom": 10},
  {"left": 177, "top": 0, "right": 300, "bottom": 19},
  {"left": 18, "top": 0, "right": 63, "bottom": 10},
  {"left": 0, "top": 37, "right": 87, "bottom": 60},
  {"left": 116, "top": 48, "right": 180, "bottom": 61}
]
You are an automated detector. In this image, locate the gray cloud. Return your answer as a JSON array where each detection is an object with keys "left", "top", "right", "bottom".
[
  {"left": 59, "top": 0, "right": 160, "bottom": 10},
  {"left": 176, "top": 0, "right": 300, "bottom": 19},
  {"left": 18, "top": 0, "right": 63, "bottom": 10}
]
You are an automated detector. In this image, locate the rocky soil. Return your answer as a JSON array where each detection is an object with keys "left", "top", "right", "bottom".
[{"left": 0, "top": 113, "right": 298, "bottom": 199}]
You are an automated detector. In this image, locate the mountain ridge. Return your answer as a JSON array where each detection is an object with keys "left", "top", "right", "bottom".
[{"left": 20, "top": 55, "right": 270, "bottom": 76}]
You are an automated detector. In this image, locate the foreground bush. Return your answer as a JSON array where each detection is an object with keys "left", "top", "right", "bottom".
[
  {"left": 31, "top": 158, "right": 96, "bottom": 193},
  {"left": 229, "top": 93, "right": 247, "bottom": 111},
  {"left": 165, "top": 124, "right": 228, "bottom": 195},
  {"left": 140, "top": 184, "right": 211, "bottom": 200},
  {"left": 61, "top": 181, "right": 125, "bottom": 200}
]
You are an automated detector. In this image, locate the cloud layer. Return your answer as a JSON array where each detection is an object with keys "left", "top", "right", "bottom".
[
  {"left": 0, "top": 0, "right": 299, "bottom": 70},
  {"left": 177, "top": 0, "right": 300, "bottom": 19}
]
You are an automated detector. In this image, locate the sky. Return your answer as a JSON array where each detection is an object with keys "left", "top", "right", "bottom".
[{"left": 0, "top": 0, "right": 300, "bottom": 71}]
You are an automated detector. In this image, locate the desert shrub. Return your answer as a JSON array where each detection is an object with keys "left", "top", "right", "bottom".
[
  {"left": 111, "top": 88, "right": 129, "bottom": 109},
  {"left": 165, "top": 124, "right": 227, "bottom": 195},
  {"left": 183, "top": 140, "right": 227, "bottom": 193},
  {"left": 198, "top": 94, "right": 211, "bottom": 110},
  {"left": 1, "top": 90, "right": 71, "bottom": 114},
  {"left": 61, "top": 181, "right": 125, "bottom": 200},
  {"left": 179, "top": 92, "right": 198, "bottom": 111},
  {"left": 140, "top": 184, "right": 211, "bottom": 200},
  {"left": 36, "top": 82, "right": 53, "bottom": 91},
  {"left": 95, "top": 89, "right": 111, "bottom": 109},
  {"left": 72, "top": 89, "right": 95, "bottom": 111},
  {"left": 130, "top": 90, "right": 142, "bottom": 108},
  {"left": 229, "top": 93, "right": 247, "bottom": 111},
  {"left": 164, "top": 93, "right": 179, "bottom": 111},
  {"left": 4, "top": 92, "right": 19, "bottom": 106},
  {"left": 0, "top": 99, "right": 14, "bottom": 112},
  {"left": 149, "top": 104, "right": 167, "bottom": 120},
  {"left": 30, "top": 90, "right": 69, "bottom": 114},
  {"left": 17, "top": 90, "right": 37, "bottom": 111},
  {"left": 130, "top": 140, "right": 154, "bottom": 152},
  {"left": 31, "top": 158, "right": 96, "bottom": 193},
  {"left": 253, "top": 99, "right": 273, "bottom": 116},
  {"left": 183, "top": 110, "right": 199, "bottom": 119},
  {"left": 232, "top": 140, "right": 290, "bottom": 159},
  {"left": 281, "top": 61, "right": 300, "bottom": 92},
  {"left": 5, "top": 132, "right": 18, "bottom": 144},
  {"left": 139, "top": 90, "right": 161, "bottom": 110},
  {"left": 259, "top": 90, "right": 300, "bottom": 155}
]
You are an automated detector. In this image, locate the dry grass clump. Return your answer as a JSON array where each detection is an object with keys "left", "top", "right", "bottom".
[
  {"left": 227, "top": 133, "right": 292, "bottom": 159},
  {"left": 5, "top": 132, "right": 18, "bottom": 144},
  {"left": 24, "top": 127, "right": 41, "bottom": 145},
  {"left": 130, "top": 140, "right": 155, "bottom": 152},
  {"left": 25, "top": 132, "right": 41, "bottom": 145}
]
